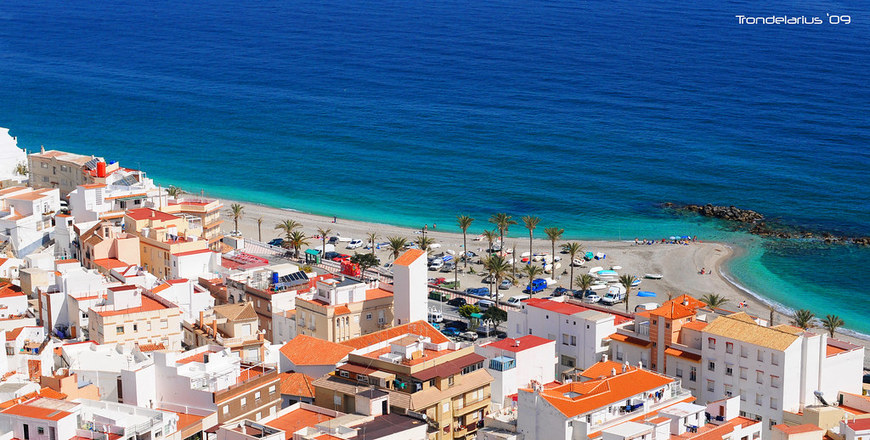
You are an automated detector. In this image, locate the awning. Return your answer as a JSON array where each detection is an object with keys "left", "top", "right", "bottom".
[
  {"left": 471, "top": 313, "right": 483, "bottom": 319},
  {"left": 305, "top": 249, "right": 321, "bottom": 255}
]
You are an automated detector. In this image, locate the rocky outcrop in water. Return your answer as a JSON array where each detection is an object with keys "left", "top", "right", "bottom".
[{"left": 663, "top": 202, "right": 869, "bottom": 246}]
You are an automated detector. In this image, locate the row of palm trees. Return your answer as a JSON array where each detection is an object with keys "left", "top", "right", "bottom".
[{"left": 698, "top": 293, "right": 845, "bottom": 337}]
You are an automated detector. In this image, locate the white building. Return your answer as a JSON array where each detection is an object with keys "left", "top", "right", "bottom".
[
  {"left": 0, "top": 128, "right": 27, "bottom": 187},
  {"left": 516, "top": 361, "right": 695, "bottom": 440},
  {"left": 0, "top": 396, "right": 180, "bottom": 440},
  {"left": 699, "top": 312, "right": 864, "bottom": 435},
  {"left": 0, "top": 282, "right": 28, "bottom": 318},
  {"left": 150, "top": 278, "right": 214, "bottom": 321},
  {"left": 392, "top": 249, "right": 427, "bottom": 325},
  {"left": 840, "top": 419, "right": 870, "bottom": 440},
  {"left": 476, "top": 335, "right": 557, "bottom": 409},
  {"left": 0, "top": 187, "right": 61, "bottom": 257},
  {"left": 508, "top": 298, "right": 630, "bottom": 374},
  {"left": 0, "top": 257, "right": 24, "bottom": 279}
]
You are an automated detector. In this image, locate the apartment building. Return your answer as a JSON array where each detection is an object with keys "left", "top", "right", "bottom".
[
  {"left": 313, "top": 321, "right": 493, "bottom": 440},
  {"left": 0, "top": 186, "right": 61, "bottom": 257},
  {"left": 28, "top": 149, "right": 101, "bottom": 197},
  {"left": 88, "top": 284, "right": 183, "bottom": 350},
  {"left": 123, "top": 207, "right": 218, "bottom": 280},
  {"left": 699, "top": 312, "right": 863, "bottom": 434},
  {"left": 392, "top": 249, "right": 427, "bottom": 325},
  {"left": 0, "top": 281, "right": 28, "bottom": 319},
  {"left": 294, "top": 276, "right": 394, "bottom": 343},
  {"left": 161, "top": 196, "right": 224, "bottom": 250},
  {"left": 508, "top": 297, "right": 631, "bottom": 374},
  {"left": 475, "top": 335, "right": 557, "bottom": 409},
  {"left": 150, "top": 278, "right": 214, "bottom": 321},
  {"left": 123, "top": 345, "right": 281, "bottom": 425},
  {"left": 79, "top": 220, "right": 141, "bottom": 272},
  {"left": 183, "top": 302, "right": 266, "bottom": 362},
  {"left": 278, "top": 335, "right": 353, "bottom": 379},
  {"left": 516, "top": 361, "right": 696, "bottom": 440}
]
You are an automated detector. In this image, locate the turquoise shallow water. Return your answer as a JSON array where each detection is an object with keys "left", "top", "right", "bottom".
[{"left": 0, "top": 0, "right": 868, "bottom": 332}]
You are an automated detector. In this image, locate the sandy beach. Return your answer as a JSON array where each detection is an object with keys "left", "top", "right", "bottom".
[{"left": 221, "top": 198, "right": 870, "bottom": 365}]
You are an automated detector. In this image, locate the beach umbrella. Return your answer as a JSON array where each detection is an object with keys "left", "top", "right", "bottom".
[
  {"left": 637, "top": 291, "right": 657, "bottom": 298},
  {"left": 668, "top": 236, "right": 676, "bottom": 240}
]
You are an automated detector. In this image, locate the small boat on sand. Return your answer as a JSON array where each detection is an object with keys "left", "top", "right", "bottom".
[{"left": 644, "top": 273, "right": 663, "bottom": 280}]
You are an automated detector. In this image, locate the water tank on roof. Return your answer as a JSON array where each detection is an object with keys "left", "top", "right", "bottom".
[{"left": 272, "top": 272, "right": 279, "bottom": 284}]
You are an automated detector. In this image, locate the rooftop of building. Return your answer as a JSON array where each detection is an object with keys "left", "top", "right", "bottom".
[
  {"left": 0, "top": 282, "right": 24, "bottom": 298},
  {"left": 280, "top": 335, "right": 354, "bottom": 366},
  {"left": 482, "top": 335, "right": 554, "bottom": 353},
  {"left": 845, "top": 418, "right": 870, "bottom": 432},
  {"left": 772, "top": 424, "right": 825, "bottom": 434},
  {"left": 393, "top": 249, "right": 425, "bottom": 266},
  {"left": 674, "top": 416, "right": 758, "bottom": 440},
  {"left": 347, "top": 413, "right": 426, "bottom": 439},
  {"left": 212, "top": 302, "right": 258, "bottom": 321},
  {"left": 524, "top": 298, "right": 632, "bottom": 324},
  {"left": 340, "top": 321, "right": 450, "bottom": 350},
  {"left": 265, "top": 407, "right": 336, "bottom": 440},
  {"left": 1, "top": 397, "right": 77, "bottom": 421},
  {"left": 125, "top": 207, "right": 180, "bottom": 222},
  {"left": 703, "top": 312, "right": 803, "bottom": 351},
  {"left": 278, "top": 372, "right": 316, "bottom": 399},
  {"left": 91, "top": 293, "right": 173, "bottom": 317}
]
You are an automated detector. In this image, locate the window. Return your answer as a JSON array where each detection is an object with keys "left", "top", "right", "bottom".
[
  {"left": 771, "top": 353, "right": 779, "bottom": 366},
  {"left": 442, "top": 402, "right": 449, "bottom": 413},
  {"left": 770, "top": 397, "right": 778, "bottom": 410},
  {"left": 448, "top": 376, "right": 455, "bottom": 386},
  {"left": 756, "top": 371, "right": 763, "bottom": 384},
  {"left": 675, "top": 367, "right": 683, "bottom": 378},
  {"left": 562, "top": 334, "right": 570, "bottom": 345},
  {"left": 240, "top": 397, "right": 247, "bottom": 408},
  {"left": 707, "top": 337, "right": 716, "bottom": 349},
  {"left": 255, "top": 391, "right": 261, "bottom": 402},
  {"left": 740, "top": 367, "right": 748, "bottom": 380},
  {"left": 561, "top": 355, "right": 576, "bottom": 368},
  {"left": 726, "top": 365, "right": 733, "bottom": 376},
  {"left": 740, "top": 345, "right": 748, "bottom": 358},
  {"left": 757, "top": 350, "right": 764, "bottom": 362},
  {"left": 116, "top": 326, "right": 125, "bottom": 334},
  {"left": 41, "top": 162, "right": 48, "bottom": 168},
  {"left": 770, "top": 375, "right": 780, "bottom": 389},
  {"left": 571, "top": 336, "right": 577, "bottom": 346},
  {"left": 366, "top": 313, "right": 372, "bottom": 320},
  {"left": 334, "top": 395, "right": 342, "bottom": 406},
  {"left": 755, "top": 393, "right": 763, "bottom": 406},
  {"left": 38, "top": 428, "right": 45, "bottom": 435},
  {"left": 222, "top": 405, "right": 229, "bottom": 415},
  {"left": 133, "top": 324, "right": 138, "bottom": 331},
  {"left": 689, "top": 366, "right": 697, "bottom": 382},
  {"left": 358, "top": 375, "right": 369, "bottom": 384},
  {"left": 708, "top": 361, "right": 715, "bottom": 371},
  {"left": 726, "top": 342, "right": 734, "bottom": 354},
  {"left": 269, "top": 385, "right": 276, "bottom": 394},
  {"left": 740, "top": 390, "right": 746, "bottom": 401},
  {"left": 707, "top": 380, "right": 715, "bottom": 392},
  {"left": 724, "top": 384, "right": 733, "bottom": 397}
]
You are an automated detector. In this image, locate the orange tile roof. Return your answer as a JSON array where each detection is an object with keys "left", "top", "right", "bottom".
[
  {"left": 365, "top": 288, "right": 393, "bottom": 301},
  {"left": 537, "top": 367, "right": 674, "bottom": 418},
  {"left": 579, "top": 360, "right": 636, "bottom": 379},
  {"left": 173, "top": 248, "right": 214, "bottom": 257},
  {"left": 136, "top": 342, "right": 166, "bottom": 352},
  {"left": 826, "top": 344, "right": 846, "bottom": 357},
  {"left": 92, "top": 258, "right": 130, "bottom": 270},
  {"left": 649, "top": 301, "right": 696, "bottom": 320},
  {"left": 680, "top": 417, "right": 759, "bottom": 440},
  {"left": 280, "top": 335, "right": 353, "bottom": 366},
  {"left": 6, "top": 191, "right": 51, "bottom": 201},
  {"left": 393, "top": 249, "right": 425, "bottom": 266},
  {"left": 664, "top": 347, "right": 702, "bottom": 362},
  {"left": 79, "top": 183, "right": 106, "bottom": 189},
  {"left": 0, "top": 282, "right": 24, "bottom": 298},
  {"left": 92, "top": 295, "right": 171, "bottom": 317},
  {"left": 773, "top": 424, "right": 824, "bottom": 435},
  {"left": 265, "top": 408, "right": 335, "bottom": 440},
  {"left": 125, "top": 208, "right": 179, "bottom": 222},
  {"left": 608, "top": 332, "right": 652, "bottom": 347},
  {"left": 279, "top": 372, "right": 315, "bottom": 398},
  {"left": 682, "top": 320, "right": 708, "bottom": 331},
  {"left": 55, "top": 259, "right": 79, "bottom": 264},
  {"left": 341, "top": 320, "right": 449, "bottom": 350},
  {"left": 0, "top": 388, "right": 68, "bottom": 410},
  {"left": 1, "top": 399, "right": 73, "bottom": 421},
  {"left": 485, "top": 335, "right": 554, "bottom": 353},
  {"left": 333, "top": 305, "right": 352, "bottom": 316}
]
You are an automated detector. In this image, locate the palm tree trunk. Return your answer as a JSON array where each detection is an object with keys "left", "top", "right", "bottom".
[
  {"left": 462, "top": 232, "right": 468, "bottom": 268},
  {"left": 569, "top": 264, "right": 574, "bottom": 291},
  {"left": 528, "top": 233, "right": 533, "bottom": 268}
]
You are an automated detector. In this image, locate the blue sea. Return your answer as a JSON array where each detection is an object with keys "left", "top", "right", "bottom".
[{"left": 1, "top": 1, "right": 868, "bottom": 331}]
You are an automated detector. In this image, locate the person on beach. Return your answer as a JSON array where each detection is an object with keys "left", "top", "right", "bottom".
[
  {"left": 433, "top": 223, "right": 436, "bottom": 230},
  {"left": 333, "top": 216, "right": 337, "bottom": 223},
  {"left": 700, "top": 267, "right": 705, "bottom": 275}
]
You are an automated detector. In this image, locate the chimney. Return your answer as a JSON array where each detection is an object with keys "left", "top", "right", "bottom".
[
  {"left": 602, "top": 354, "right": 608, "bottom": 362},
  {"left": 199, "top": 311, "right": 204, "bottom": 325},
  {"left": 611, "top": 368, "right": 617, "bottom": 377},
  {"left": 514, "top": 339, "right": 520, "bottom": 347},
  {"left": 638, "top": 361, "right": 643, "bottom": 369},
  {"left": 622, "top": 363, "right": 628, "bottom": 373}
]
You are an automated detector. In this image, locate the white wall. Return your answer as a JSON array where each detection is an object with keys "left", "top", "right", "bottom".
[{"left": 392, "top": 251, "right": 426, "bottom": 326}]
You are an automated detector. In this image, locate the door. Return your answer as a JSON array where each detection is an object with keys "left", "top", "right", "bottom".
[
  {"left": 23, "top": 424, "right": 29, "bottom": 440},
  {"left": 382, "top": 400, "right": 388, "bottom": 415}
]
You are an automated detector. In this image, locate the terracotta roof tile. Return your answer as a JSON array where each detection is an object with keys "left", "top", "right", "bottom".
[
  {"left": 280, "top": 335, "right": 353, "bottom": 366},
  {"left": 484, "top": 335, "right": 554, "bottom": 353},
  {"left": 265, "top": 407, "right": 335, "bottom": 440},
  {"left": 608, "top": 332, "right": 652, "bottom": 347},
  {"left": 341, "top": 320, "right": 449, "bottom": 350},
  {"left": 393, "top": 249, "right": 425, "bottom": 267},
  {"left": 664, "top": 347, "right": 702, "bottom": 362},
  {"left": 212, "top": 302, "right": 258, "bottom": 321},
  {"left": 704, "top": 312, "right": 800, "bottom": 351},
  {"left": 279, "top": 372, "right": 315, "bottom": 399},
  {"left": 773, "top": 424, "right": 824, "bottom": 434}
]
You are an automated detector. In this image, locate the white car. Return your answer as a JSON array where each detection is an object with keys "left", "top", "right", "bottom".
[
  {"left": 428, "top": 259, "right": 444, "bottom": 271},
  {"left": 346, "top": 239, "right": 364, "bottom": 249}
]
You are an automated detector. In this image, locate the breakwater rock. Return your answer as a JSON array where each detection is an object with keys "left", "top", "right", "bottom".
[{"left": 662, "top": 202, "right": 869, "bottom": 245}]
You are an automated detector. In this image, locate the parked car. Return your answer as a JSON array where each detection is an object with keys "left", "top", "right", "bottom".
[
  {"left": 441, "top": 327, "right": 461, "bottom": 337},
  {"left": 635, "top": 302, "right": 660, "bottom": 312},
  {"left": 429, "top": 291, "right": 449, "bottom": 302},
  {"left": 332, "top": 254, "right": 351, "bottom": 263},
  {"left": 444, "top": 320, "right": 468, "bottom": 332},
  {"left": 428, "top": 259, "right": 444, "bottom": 271},
  {"left": 523, "top": 278, "right": 548, "bottom": 294},
  {"left": 583, "top": 291, "right": 602, "bottom": 303},
  {"left": 268, "top": 238, "right": 284, "bottom": 247},
  {"left": 600, "top": 286, "right": 626, "bottom": 305},
  {"left": 460, "top": 331, "right": 479, "bottom": 341},
  {"left": 446, "top": 297, "right": 467, "bottom": 307},
  {"left": 499, "top": 279, "right": 513, "bottom": 290},
  {"left": 441, "top": 262, "right": 456, "bottom": 273},
  {"left": 465, "top": 287, "right": 490, "bottom": 297},
  {"left": 428, "top": 309, "right": 444, "bottom": 323},
  {"left": 552, "top": 287, "right": 569, "bottom": 297},
  {"left": 506, "top": 294, "right": 530, "bottom": 307},
  {"left": 475, "top": 299, "right": 495, "bottom": 310},
  {"left": 476, "top": 324, "right": 495, "bottom": 337},
  {"left": 441, "top": 280, "right": 460, "bottom": 289},
  {"left": 346, "top": 239, "right": 364, "bottom": 249},
  {"left": 323, "top": 251, "right": 340, "bottom": 260}
]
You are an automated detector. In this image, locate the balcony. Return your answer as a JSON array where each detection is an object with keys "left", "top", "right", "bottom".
[{"left": 454, "top": 395, "right": 491, "bottom": 414}]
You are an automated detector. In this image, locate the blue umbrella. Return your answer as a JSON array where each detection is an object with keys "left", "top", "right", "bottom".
[{"left": 637, "top": 291, "right": 657, "bottom": 298}]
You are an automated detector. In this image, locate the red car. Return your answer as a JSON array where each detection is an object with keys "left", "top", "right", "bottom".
[
  {"left": 332, "top": 254, "right": 352, "bottom": 263},
  {"left": 428, "top": 277, "right": 447, "bottom": 286}
]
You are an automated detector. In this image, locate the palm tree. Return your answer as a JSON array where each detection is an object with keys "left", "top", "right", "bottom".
[
  {"left": 274, "top": 219, "right": 302, "bottom": 241},
  {"left": 387, "top": 236, "right": 409, "bottom": 260},
  {"left": 316, "top": 227, "right": 332, "bottom": 258},
  {"left": 14, "top": 163, "right": 27, "bottom": 176},
  {"left": 457, "top": 215, "right": 474, "bottom": 268},
  {"left": 522, "top": 265, "right": 544, "bottom": 294},
  {"left": 286, "top": 230, "right": 308, "bottom": 259},
  {"left": 257, "top": 217, "right": 264, "bottom": 242},
  {"left": 482, "top": 230, "right": 499, "bottom": 254},
  {"left": 619, "top": 274, "right": 635, "bottom": 313},
  {"left": 522, "top": 215, "right": 541, "bottom": 268},
  {"left": 415, "top": 235, "right": 435, "bottom": 254},
  {"left": 791, "top": 309, "right": 816, "bottom": 330},
  {"left": 229, "top": 203, "right": 244, "bottom": 233},
  {"left": 575, "top": 274, "right": 595, "bottom": 294},
  {"left": 490, "top": 213, "right": 517, "bottom": 250},
  {"left": 166, "top": 186, "right": 183, "bottom": 199},
  {"left": 561, "top": 242, "right": 583, "bottom": 291},
  {"left": 483, "top": 254, "right": 512, "bottom": 306},
  {"left": 699, "top": 293, "right": 729, "bottom": 309},
  {"left": 366, "top": 232, "right": 379, "bottom": 255},
  {"left": 820, "top": 314, "right": 844, "bottom": 337},
  {"left": 511, "top": 243, "right": 518, "bottom": 279},
  {"left": 544, "top": 227, "right": 564, "bottom": 269}
]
